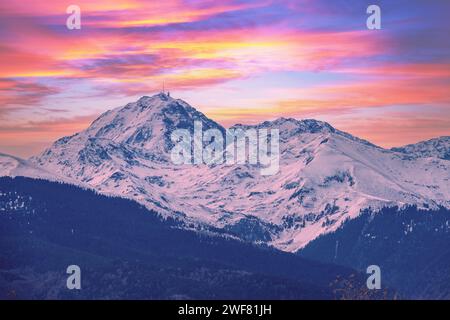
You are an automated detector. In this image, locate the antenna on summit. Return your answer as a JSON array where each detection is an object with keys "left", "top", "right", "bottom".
[{"left": 162, "top": 81, "right": 170, "bottom": 97}]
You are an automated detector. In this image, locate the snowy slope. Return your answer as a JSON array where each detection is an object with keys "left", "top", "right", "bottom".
[
  {"left": 0, "top": 153, "right": 58, "bottom": 180},
  {"left": 29, "top": 94, "right": 450, "bottom": 252},
  {"left": 392, "top": 136, "right": 450, "bottom": 160}
]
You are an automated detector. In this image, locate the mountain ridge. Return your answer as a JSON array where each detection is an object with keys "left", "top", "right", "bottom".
[
  {"left": 392, "top": 136, "right": 450, "bottom": 160},
  {"left": 1, "top": 93, "right": 448, "bottom": 252}
]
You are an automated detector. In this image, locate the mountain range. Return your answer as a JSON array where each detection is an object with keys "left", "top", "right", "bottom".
[
  {"left": 19, "top": 93, "right": 450, "bottom": 252},
  {"left": 1, "top": 93, "right": 449, "bottom": 299}
]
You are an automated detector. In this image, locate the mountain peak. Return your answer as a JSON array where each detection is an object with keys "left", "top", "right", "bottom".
[
  {"left": 34, "top": 93, "right": 225, "bottom": 168},
  {"left": 230, "top": 118, "right": 335, "bottom": 142},
  {"left": 137, "top": 92, "right": 172, "bottom": 104},
  {"left": 392, "top": 136, "right": 450, "bottom": 160},
  {"left": 233, "top": 117, "right": 334, "bottom": 132},
  {"left": 121, "top": 93, "right": 175, "bottom": 114}
]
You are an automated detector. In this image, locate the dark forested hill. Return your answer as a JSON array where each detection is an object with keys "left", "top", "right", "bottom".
[
  {"left": 299, "top": 206, "right": 450, "bottom": 299},
  {"left": 0, "top": 177, "right": 387, "bottom": 300}
]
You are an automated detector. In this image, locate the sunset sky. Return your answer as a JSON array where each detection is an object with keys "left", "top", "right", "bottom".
[{"left": 0, "top": 0, "right": 449, "bottom": 158}]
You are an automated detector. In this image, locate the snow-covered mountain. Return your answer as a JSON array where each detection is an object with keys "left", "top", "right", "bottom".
[
  {"left": 25, "top": 93, "right": 450, "bottom": 252},
  {"left": 392, "top": 136, "right": 450, "bottom": 160}
]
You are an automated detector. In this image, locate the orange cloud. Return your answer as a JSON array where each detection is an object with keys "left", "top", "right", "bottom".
[
  {"left": 335, "top": 63, "right": 450, "bottom": 78},
  {"left": 334, "top": 114, "right": 450, "bottom": 148},
  {"left": 0, "top": 0, "right": 141, "bottom": 15},
  {"left": 0, "top": 79, "right": 60, "bottom": 110},
  {"left": 0, "top": 115, "right": 98, "bottom": 157},
  {"left": 0, "top": 0, "right": 448, "bottom": 157},
  {"left": 206, "top": 75, "right": 450, "bottom": 128},
  {"left": 264, "top": 78, "right": 449, "bottom": 117},
  {"left": 103, "top": 2, "right": 267, "bottom": 27}
]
